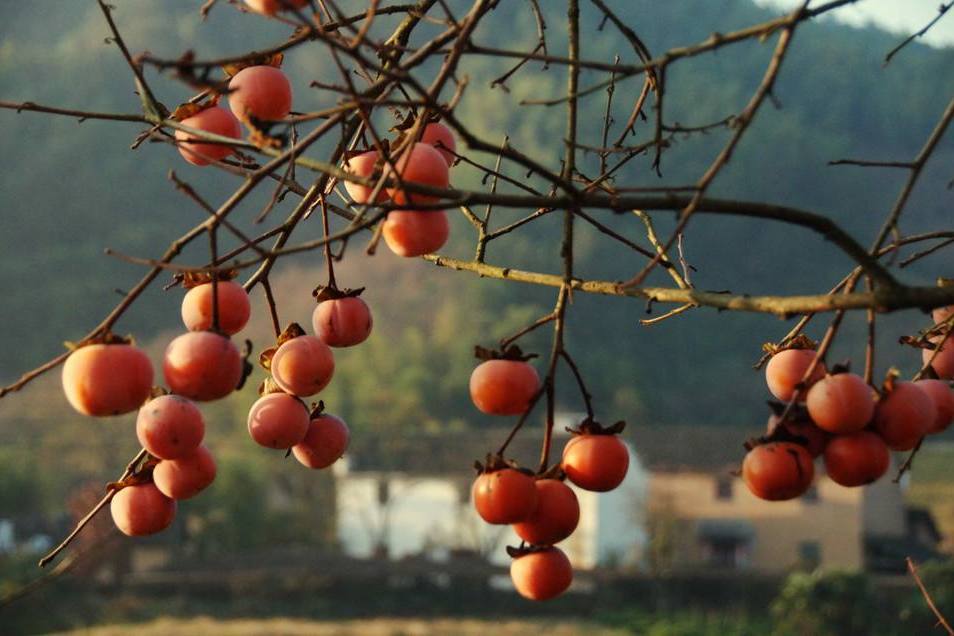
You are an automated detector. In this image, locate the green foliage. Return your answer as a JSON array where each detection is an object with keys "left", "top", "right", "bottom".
[
  {"left": 1, "top": 0, "right": 951, "bottom": 431},
  {"left": 897, "top": 561, "right": 954, "bottom": 632},
  {"left": 599, "top": 608, "right": 770, "bottom": 636},
  {"left": 0, "top": 2, "right": 952, "bottom": 555},
  {"left": 770, "top": 570, "right": 877, "bottom": 636},
  {"left": 0, "top": 447, "right": 41, "bottom": 517},
  {"left": 183, "top": 454, "right": 336, "bottom": 556}
]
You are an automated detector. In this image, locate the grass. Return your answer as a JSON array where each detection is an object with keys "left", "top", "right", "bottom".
[{"left": 49, "top": 617, "right": 630, "bottom": 636}]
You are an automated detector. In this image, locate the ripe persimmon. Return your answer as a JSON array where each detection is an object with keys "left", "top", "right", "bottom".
[
  {"left": 741, "top": 442, "right": 814, "bottom": 501},
  {"left": 933, "top": 306, "right": 954, "bottom": 325},
  {"left": 163, "top": 332, "right": 243, "bottom": 401},
  {"left": 136, "top": 394, "right": 204, "bottom": 460},
  {"left": 917, "top": 378, "right": 954, "bottom": 434},
  {"left": 62, "top": 343, "right": 154, "bottom": 417},
  {"left": 181, "top": 281, "right": 251, "bottom": 335},
  {"left": 228, "top": 66, "right": 292, "bottom": 122},
  {"left": 924, "top": 336, "right": 954, "bottom": 379},
  {"left": 823, "top": 431, "right": 890, "bottom": 487},
  {"left": 382, "top": 210, "right": 449, "bottom": 257},
  {"left": 386, "top": 143, "right": 449, "bottom": 206},
  {"left": 513, "top": 479, "right": 579, "bottom": 545},
  {"left": 292, "top": 413, "right": 350, "bottom": 469},
  {"left": 244, "top": 0, "right": 308, "bottom": 15},
  {"left": 175, "top": 106, "right": 241, "bottom": 166},
  {"left": 765, "top": 348, "right": 825, "bottom": 402},
  {"left": 153, "top": 445, "right": 216, "bottom": 500},
  {"left": 510, "top": 547, "right": 573, "bottom": 601},
  {"left": 420, "top": 122, "right": 456, "bottom": 166},
  {"left": 873, "top": 381, "right": 933, "bottom": 451},
  {"left": 562, "top": 434, "right": 629, "bottom": 492},
  {"left": 312, "top": 297, "right": 373, "bottom": 348},
  {"left": 270, "top": 335, "right": 335, "bottom": 397},
  {"left": 469, "top": 359, "right": 540, "bottom": 416},
  {"left": 110, "top": 483, "right": 176, "bottom": 536},
  {"left": 766, "top": 414, "right": 831, "bottom": 458},
  {"left": 343, "top": 151, "right": 387, "bottom": 204},
  {"left": 472, "top": 468, "right": 538, "bottom": 524},
  {"left": 805, "top": 373, "right": 875, "bottom": 433},
  {"left": 247, "top": 392, "right": 310, "bottom": 449}
]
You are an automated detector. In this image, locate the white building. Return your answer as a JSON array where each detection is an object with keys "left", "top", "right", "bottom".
[{"left": 334, "top": 419, "right": 649, "bottom": 570}]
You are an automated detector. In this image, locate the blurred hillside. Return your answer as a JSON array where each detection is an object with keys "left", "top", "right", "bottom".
[{"left": 0, "top": 0, "right": 951, "bottom": 446}]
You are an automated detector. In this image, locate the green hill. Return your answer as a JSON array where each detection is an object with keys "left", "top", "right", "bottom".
[{"left": 0, "top": 0, "right": 951, "bottom": 443}]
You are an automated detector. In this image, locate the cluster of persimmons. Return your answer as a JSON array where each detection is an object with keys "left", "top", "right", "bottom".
[
  {"left": 51, "top": 0, "right": 954, "bottom": 606},
  {"left": 742, "top": 307, "right": 954, "bottom": 501},
  {"left": 468, "top": 347, "right": 630, "bottom": 600},
  {"left": 60, "top": 12, "right": 459, "bottom": 555}
]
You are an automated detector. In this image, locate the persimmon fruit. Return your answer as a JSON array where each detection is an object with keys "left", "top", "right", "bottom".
[
  {"left": 386, "top": 142, "right": 449, "bottom": 206},
  {"left": 228, "top": 65, "right": 292, "bottom": 122},
  {"left": 136, "top": 394, "right": 204, "bottom": 460},
  {"left": 110, "top": 483, "right": 176, "bottom": 536},
  {"left": 382, "top": 210, "right": 449, "bottom": 257},
  {"left": 923, "top": 336, "right": 954, "bottom": 379},
  {"left": 765, "top": 348, "right": 825, "bottom": 402},
  {"left": 270, "top": 335, "right": 335, "bottom": 397},
  {"left": 766, "top": 415, "right": 830, "bottom": 458},
  {"left": 805, "top": 373, "right": 874, "bottom": 434},
  {"left": 181, "top": 281, "right": 251, "bottom": 335},
  {"left": 312, "top": 297, "right": 373, "bottom": 348},
  {"left": 873, "top": 381, "right": 933, "bottom": 451},
  {"left": 823, "top": 431, "right": 890, "bottom": 487},
  {"left": 247, "top": 392, "right": 310, "bottom": 449},
  {"left": 420, "top": 122, "right": 456, "bottom": 166},
  {"left": 510, "top": 547, "right": 573, "bottom": 601},
  {"left": 292, "top": 413, "right": 350, "bottom": 469},
  {"left": 343, "top": 150, "right": 387, "bottom": 204},
  {"left": 175, "top": 106, "right": 241, "bottom": 166},
  {"left": 163, "top": 331, "right": 243, "bottom": 402},
  {"left": 562, "top": 434, "right": 629, "bottom": 492},
  {"left": 512, "top": 479, "right": 579, "bottom": 545},
  {"left": 62, "top": 343, "right": 154, "bottom": 417},
  {"left": 153, "top": 445, "right": 217, "bottom": 500},
  {"left": 741, "top": 442, "right": 814, "bottom": 501},
  {"left": 472, "top": 468, "right": 538, "bottom": 524},
  {"left": 469, "top": 359, "right": 540, "bottom": 416},
  {"left": 917, "top": 378, "right": 954, "bottom": 434},
  {"left": 244, "top": 0, "right": 308, "bottom": 15}
]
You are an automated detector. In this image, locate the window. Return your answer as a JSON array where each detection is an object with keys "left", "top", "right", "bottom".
[
  {"left": 798, "top": 541, "right": 821, "bottom": 569},
  {"left": 715, "top": 475, "right": 733, "bottom": 500},
  {"left": 701, "top": 537, "right": 750, "bottom": 569},
  {"left": 697, "top": 519, "right": 754, "bottom": 570}
]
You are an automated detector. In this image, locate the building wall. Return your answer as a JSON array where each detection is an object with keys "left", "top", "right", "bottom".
[
  {"left": 861, "top": 460, "right": 907, "bottom": 538},
  {"left": 334, "top": 445, "right": 650, "bottom": 570},
  {"left": 648, "top": 471, "right": 866, "bottom": 573}
]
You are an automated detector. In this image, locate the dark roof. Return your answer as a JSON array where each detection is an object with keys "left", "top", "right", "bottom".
[{"left": 345, "top": 424, "right": 752, "bottom": 475}]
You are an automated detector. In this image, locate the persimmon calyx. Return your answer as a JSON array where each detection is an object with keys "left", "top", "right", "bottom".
[
  {"left": 312, "top": 285, "right": 366, "bottom": 302},
  {"left": 222, "top": 52, "right": 285, "bottom": 78},
  {"left": 566, "top": 418, "right": 626, "bottom": 436},
  {"left": 761, "top": 333, "right": 818, "bottom": 355},
  {"left": 308, "top": 400, "right": 326, "bottom": 419},
  {"left": 177, "top": 269, "right": 240, "bottom": 288},
  {"left": 506, "top": 543, "right": 555, "bottom": 558},
  {"left": 474, "top": 344, "right": 538, "bottom": 362},
  {"left": 473, "top": 453, "right": 532, "bottom": 475},
  {"left": 64, "top": 331, "right": 135, "bottom": 351}
]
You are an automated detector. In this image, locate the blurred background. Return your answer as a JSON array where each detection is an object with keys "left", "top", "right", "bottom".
[{"left": 0, "top": 1, "right": 953, "bottom": 634}]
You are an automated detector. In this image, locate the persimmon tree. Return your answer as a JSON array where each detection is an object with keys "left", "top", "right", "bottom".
[{"left": 1, "top": 0, "right": 953, "bottom": 604}]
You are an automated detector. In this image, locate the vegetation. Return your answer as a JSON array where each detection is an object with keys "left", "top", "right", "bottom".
[{"left": 0, "top": 0, "right": 951, "bottom": 628}]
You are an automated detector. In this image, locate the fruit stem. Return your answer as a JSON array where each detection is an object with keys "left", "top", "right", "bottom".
[{"left": 38, "top": 448, "right": 148, "bottom": 568}]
